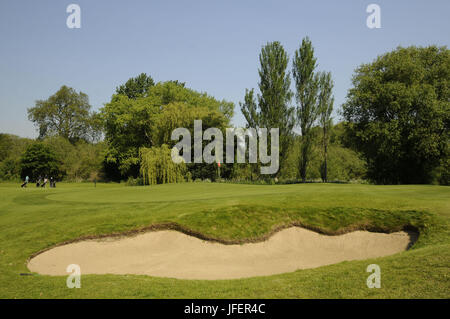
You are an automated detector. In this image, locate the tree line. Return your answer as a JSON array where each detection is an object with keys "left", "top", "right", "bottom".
[
  {"left": 0, "top": 39, "right": 448, "bottom": 185},
  {"left": 240, "top": 37, "right": 335, "bottom": 182}
]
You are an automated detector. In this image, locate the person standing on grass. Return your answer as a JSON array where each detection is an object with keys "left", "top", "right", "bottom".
[
  {"left": 21, "top": 176, "right": 29, "bottom": 188},
  {"left": 41, "top": 177, "right": 48, "bottom": 188}
]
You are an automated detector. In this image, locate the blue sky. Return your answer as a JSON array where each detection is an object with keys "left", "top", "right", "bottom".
[{"left": 0, "top": 0, "right": 449, "bottom": 138}]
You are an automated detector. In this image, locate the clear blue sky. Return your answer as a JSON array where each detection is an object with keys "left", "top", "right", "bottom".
[{"left": 0, "top": 0, "right": 448, "bottom": 138}]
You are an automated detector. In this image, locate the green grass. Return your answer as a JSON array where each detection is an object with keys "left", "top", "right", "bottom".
[{"left": 0, "top": 182, "right": 448, "bottom": 298}]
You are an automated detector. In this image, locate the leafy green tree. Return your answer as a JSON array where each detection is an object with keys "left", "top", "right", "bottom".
[
  {"left": 280, "top": 124, "right": 367, "bottom": 182},
  {"left": 42, "top": 136, "right": 106, "bottom": 181},
  {"left": 101, "top": 81, "right": 233, "bottom": 180},
  {"left": 153, "top": 102, "right": 228, "bottom": 146},
  {"left": 343, "top": 46, "right": 449, "bottom": 184},
  {"left": 240, "top": 41, "right": 295, "bottom": 176},
  {"left": 115, "top": 73, "right": 155, "bottom": 99},
  {"left": 433, "top": 155, "right": 449, "bottom": 185},
  {"left": 0, "top": 134, "right": 34, "bottom": 180},
  {"left": 0, "top": 158, "right": 21, "bottom": 180},
  {"left": 154, "top": 101, "right": 232, "bottom": 181},
  {"left": 0, "top": 134, "right": 32, "bottom": 162},
  {"left": 293, "top": 37, "right": 320, "bottom": 182},
  {"left": 240, "top": 89, "right": 259, "bottom": 129},
  {"left": 309, "top": 144, "right": 367, "bottom": 182},
  {"left": 239, "top": 89, "right": 261, "bottom": 179},
  {"left": 139, "top": 144, "right": 188, "bottom": 185},
  {"left": 27, "top": 86, "right": 101, "bottom": 143},
  {"left": 20, "top": 143, "right": 61, "bottom": 180},
  {"left": 0, "top": 134, "right": 11, "bottom": 163},
  {"left": 317, "top": 72, "right": 334, "bottom": 182}
]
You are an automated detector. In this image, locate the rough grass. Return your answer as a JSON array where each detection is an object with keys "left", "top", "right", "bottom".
[{"left": 0, "top": 182, "right": 448, "bottom": 298}]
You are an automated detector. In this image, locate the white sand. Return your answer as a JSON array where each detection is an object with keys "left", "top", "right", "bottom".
[{"left": 28, "top": 227, "right": 414, "bottom": 280}]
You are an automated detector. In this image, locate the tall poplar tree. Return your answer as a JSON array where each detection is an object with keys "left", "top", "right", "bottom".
[
  {"left": 293, "top": 37, "right": 320, "bottom": 182},
  {"left": 240, "top": 41, "right": 295, "bottom": 176},
  {"left": 317, "top": 72, "right": 334, "bottom": 182}
]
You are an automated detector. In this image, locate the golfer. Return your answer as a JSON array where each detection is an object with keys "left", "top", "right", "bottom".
[{"left": 21, "top": 176, "right": 29, "bottom": 188}]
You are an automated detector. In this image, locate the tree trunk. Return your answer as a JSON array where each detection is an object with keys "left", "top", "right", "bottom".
[
  {"left": 321, "top": 127, "right": 328, "bottom": 183},
  {"left": 300, "top": 139, "right": 310, "bottom": 182},
  {"left": 324, "top": 143, "right": 328, "bottom": 182}
]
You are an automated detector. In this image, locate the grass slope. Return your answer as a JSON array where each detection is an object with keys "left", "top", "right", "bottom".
[{"left": 0, "top": 182, "right": 448, "bottom": 298}]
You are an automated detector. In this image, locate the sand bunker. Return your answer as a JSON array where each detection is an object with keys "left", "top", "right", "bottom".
[{"left": 28, "top": 227, "right": 415, "bottom": 280}]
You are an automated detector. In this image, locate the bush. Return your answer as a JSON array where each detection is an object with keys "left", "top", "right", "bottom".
[
  {"left": 431, "top": 156, "right": 450, "bottom": 185},
  {"left": 125, "top": 176, "right": 144, "bottom": 186}
]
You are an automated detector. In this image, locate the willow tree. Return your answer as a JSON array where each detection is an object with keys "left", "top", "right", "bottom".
[
  {"left": 101, "top": 80, "right": 233, "bottom": 180},
  {"left": 139, "top": 144, "right": 188, "bottom": 185}
]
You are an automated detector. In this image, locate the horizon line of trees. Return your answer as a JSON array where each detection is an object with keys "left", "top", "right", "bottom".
[{"left": 0, "top": 40, "right": 448, "bottom": 185}]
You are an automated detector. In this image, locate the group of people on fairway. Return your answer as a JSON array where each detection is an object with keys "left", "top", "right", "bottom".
[{"left": 21, "top": 176, "right": 56, "bottom": 188}]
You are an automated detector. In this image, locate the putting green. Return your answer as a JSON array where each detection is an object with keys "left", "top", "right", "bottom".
[{"left": 46, "top": 183, "right": 303, "bottom": 203}]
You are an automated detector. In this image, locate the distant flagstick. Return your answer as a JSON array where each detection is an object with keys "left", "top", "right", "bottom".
[{"left": 217, "top": 160, "right": 221, "bottom": 179}]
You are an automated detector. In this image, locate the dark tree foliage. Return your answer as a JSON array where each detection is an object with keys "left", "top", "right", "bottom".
[
  {"left": 115, "top": 73, "right": 155, "bottom": 99},
  {"left": 20, "top": 143, "right": 62, "bottom": 180},
  {"left": 343, "top": 46, "right": 450, "bottom": 184}
]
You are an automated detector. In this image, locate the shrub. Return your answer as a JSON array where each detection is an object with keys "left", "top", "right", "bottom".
[{"left": 125, "top": 176, "right": 144, "bottom": 186}]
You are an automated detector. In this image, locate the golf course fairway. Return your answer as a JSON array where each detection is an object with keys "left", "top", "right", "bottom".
[{"left": 0, "top": 182, "right": 449, "bottom": 298}]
